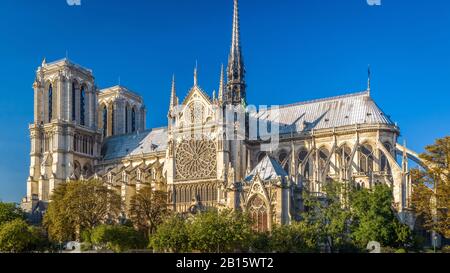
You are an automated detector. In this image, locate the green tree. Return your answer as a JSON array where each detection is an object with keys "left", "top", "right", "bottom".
[
  {"left": 411, "top": 136, "right": 450, "bottom": 238},
  {"left": 268, "top": 222, "right": 320, "bottom": 253},
  {"left": 301, "top": 183, "right": 355, "bottom": 252},
  {"left": 0, "top": 202, "right": 25, "bottom": 225},
  {"left": 188, "top": 209, "right": 253, "bottom": 253},
  {"left": 89, "top": 225, "right": 146, "bottom": 253},
  {"left": 0, "top": 219, "right": 37, "bottom": 253},
  {"left": 350, "top": 184, "right": 412, "bottom": 249},
  {"left": 43, "top": 180, "right": 122, "bottom": 243},
  {"left": 129, "top": 188, "right": 168, "bottom": 238},
  {"left": 150, "top": 214, "right": 191, "bottom": 253}
]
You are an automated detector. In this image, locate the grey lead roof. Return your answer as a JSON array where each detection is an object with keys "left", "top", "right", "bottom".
[
  {"left": 101, "top": 128, "right": 167, "bottom": 161},
  {"left": 101, "top": 91, "right": 395, "bottom": 161},
  {"left": 244, "top": 155, "right": 288, "bottom": 182},
  {"left": 254, "top": 91, "right": 394, "bottom": 135}
]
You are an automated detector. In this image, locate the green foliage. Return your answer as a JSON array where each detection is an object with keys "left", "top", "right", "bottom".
[
  {"left": 349, "top": 184, "right": 412, "bottom": 249},
  {"left": 129, "top": 188, "right": 169, "bottom": 238},
  {"left": 268, "top": 222, "right": 320, "bottom": 253},
  {"left": 248, "top": 232, "right": 271, "bottom": 253},
  {"left": 28, "top": 226, "right": 53, "bottom": 252},
  {"left": 411, "top": 136, "right": 450, "bottom": 238},
  {"left": 0, "top": 219, "right": 47, "bottom": 253},
  {"left": 188, "top": 209, "right": 253, "bottom": 253},
  {"left": 442, "top": 245, "right": 450, "bottom": 253},
  {"left": 150, "top": 214, "right": 191, "bottom": 253},
  {"left": 88, "top": 225, "right": 146, "bottom": 253},
  {"left": 0, "top": 202, "right": 25, "bottom": 226},
  {"left": 43, "top": 180, "right": 121, "bottom": 243},
  {"left": 80, "top": 242, "right": 93, "bottom": 252},
  {"left": 395, "top": 248, "right": 407, "bottom": 253},
  {"left": 151, "top": 210, "right": 254, "bottom": 253},
  {"left": 302, "top": 183, "right": 356, "bottom": 252}
]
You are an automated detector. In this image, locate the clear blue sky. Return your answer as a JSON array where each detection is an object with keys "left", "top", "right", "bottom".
[{"left": 0, "top": 0, "right": 449, "bottom": 202}]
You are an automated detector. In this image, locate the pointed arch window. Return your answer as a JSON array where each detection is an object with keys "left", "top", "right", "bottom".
[
  {"left": 111, "top": 106, "right": 115, "bottom": 135},
  {"left": 248, "top": 196, "right": 268, "bottom": 233},
  {"left": 278, "top": 151, "right": 289, "bottom": 172},
  {"left": 125, "top": 105, "right": 129, "bottom": 134},
  {"left": 48, "top": 84, "right": 53, "bottom": 123},
  {"left": 360, "top": 144, "right": 374, "bottom": 174},
  {"left": 380, "top": 143, "right": 392, "bottom": 174},
  {"left": 131, "top": 107, "right": 136, "bottom": 132},
  {"left": 136, "top": 168, "right": 142, "bottom": 181},
  {"left": 102, "top": 106, "right": 108, "bottom": 137},
  {"left": 318, "top": 148, "right": 330, "bottom": 175},
  {"left": 80, "top": 86, "right": 86, "bottom": 126},
  {"left": 298, "top": 150, "right": 310, "bottom": 179},
  {"left": 72, "top": 82, "right": 76, "bottom": 121}
]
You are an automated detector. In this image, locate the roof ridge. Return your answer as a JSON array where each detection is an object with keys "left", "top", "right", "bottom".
[
  {"left": 104, "top": 126, "right": 168, "bottom": 140},
  {"left": 278, "top": 90, "right": 369, "bottom": 109}
]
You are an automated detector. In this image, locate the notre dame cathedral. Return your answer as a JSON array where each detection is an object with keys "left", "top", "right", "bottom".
[{"left": 22, "top": 0, "right": 422, "bottom": 231}]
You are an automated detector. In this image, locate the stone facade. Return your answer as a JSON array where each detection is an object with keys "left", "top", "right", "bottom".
[{"left": 22, "top": 0, "right": 422, "bottom": 230}]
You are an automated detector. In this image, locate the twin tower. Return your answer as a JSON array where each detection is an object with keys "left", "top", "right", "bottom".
[{"left": 23, "top": 0, "right": 247, "bottom": 214}]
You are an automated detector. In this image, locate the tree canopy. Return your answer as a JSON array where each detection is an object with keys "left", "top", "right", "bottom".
[
  {"left": 43, "top": 180, "right": 122, "bottom": 242},
  {"left": 150, "top": 214, "right": 191, "bottom": 253},
  {"left": 412, "top": 136, "right": 450, "bottom": 238},
  {"left": 349, "top": 184, "right": 413, "bottom": 249},
  {"left": 129, "top": 188, "right": 168, "bottom": 238},
  {"left": 85, "top": 224, "right": 146, "bottom": 253},
  {"left": 0, "top": 202, "right": 25, "bottom": 226},
  {"left": 0, "top": 219, "right": 49, "bottom": 253}
]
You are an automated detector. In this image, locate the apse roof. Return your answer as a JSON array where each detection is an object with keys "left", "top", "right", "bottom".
[{"left": 254, "top": 91, "right": 395, "bottom": 135}]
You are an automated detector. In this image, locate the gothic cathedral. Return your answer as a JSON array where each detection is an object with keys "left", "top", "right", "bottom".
[{"left": 23, "top": 0, "right": 421, "bottom": 231}]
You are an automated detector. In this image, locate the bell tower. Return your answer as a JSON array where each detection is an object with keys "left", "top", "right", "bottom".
[{"left": 25, "top": 58, "right": 101, "bottom": 211}]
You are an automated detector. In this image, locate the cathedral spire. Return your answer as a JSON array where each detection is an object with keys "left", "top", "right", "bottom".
[
  {"left": 169, "top": 75, "right": 177, "bottom": 117},
  {"left": 194, "top": 61, "right": 198, "bottom": 87},
  {"left": 367, "top": 65, "right": 371, "bottom": 96},
  {"left": 170, "top": 74, "right": 176, "bottom": 106},
  {"left": 231, "top": 0, "right": 241, "bottom": 58},
  {"left": 226, "top": 0, "right": 246, "bottom": 105}
]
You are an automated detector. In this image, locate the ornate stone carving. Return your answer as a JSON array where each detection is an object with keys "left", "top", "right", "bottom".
[
  {"left": 188, "top": 101, "right": 204, "bottom": 124},
  {"left": 175, "top": 139, "right": 216, "bottom": 180}
]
